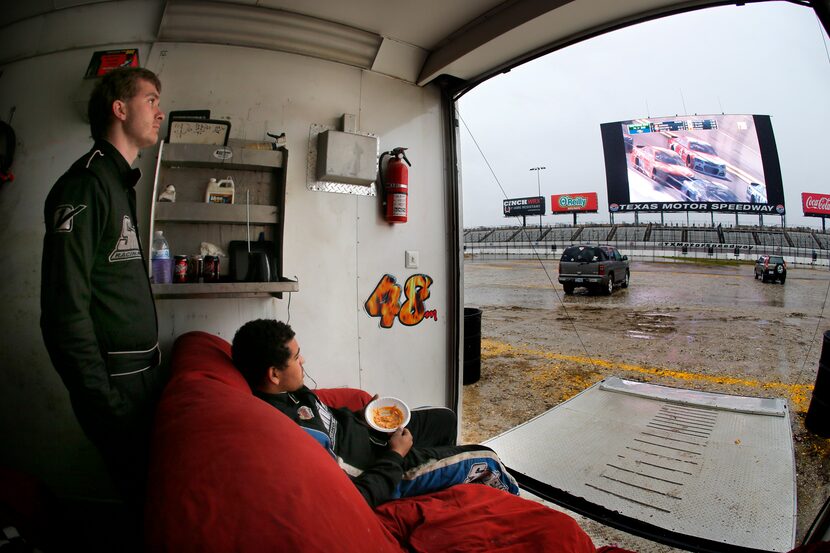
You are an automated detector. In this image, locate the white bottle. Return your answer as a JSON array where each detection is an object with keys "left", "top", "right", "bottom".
[
  {"left": 151, "top": 230, "right": 172, "bottom": 284},
  {"left": 205, "top": 176, "right": 235, "bottom": 204}
]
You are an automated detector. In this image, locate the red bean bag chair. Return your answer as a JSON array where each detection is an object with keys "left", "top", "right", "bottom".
[{"left": 144, "top": 331, "right": 630, "bottom": 552}]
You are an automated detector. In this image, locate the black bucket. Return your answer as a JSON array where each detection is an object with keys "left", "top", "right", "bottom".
[
  {"left": 463, "top": 308, "right": 482, "bottom": 385},
  {"left": 805, "top": 330, "right": 830, "bottom": 437}
]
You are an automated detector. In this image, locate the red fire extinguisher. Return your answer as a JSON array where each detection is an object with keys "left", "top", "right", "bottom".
[{"left": 380, "top": 147, "right": 411, "bottom": 224}]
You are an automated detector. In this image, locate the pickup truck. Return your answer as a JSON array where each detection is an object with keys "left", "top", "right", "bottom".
[{"left": 558, "top": 245, "right": 630, "bottom": 295}]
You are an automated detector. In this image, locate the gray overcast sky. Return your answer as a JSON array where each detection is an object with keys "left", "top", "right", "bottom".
[{"left": 458, "top": 1, "right": 830, "bottom": 230}]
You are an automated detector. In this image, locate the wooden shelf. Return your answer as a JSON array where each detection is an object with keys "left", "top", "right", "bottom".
[
  {"left": 149, "top": 139, "right": 291, "bottom": 300},
  {"left": 152, "top": 279, "right": 298, "bottom": 299},
  {"left": 161, "top": 140, "right": 284, "bottom": 170},
  {"left": 154, "top": 202, "right": 278, "bottom": 224}
]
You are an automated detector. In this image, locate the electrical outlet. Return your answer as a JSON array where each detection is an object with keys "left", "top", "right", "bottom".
[{"left": 405, "top": 250, "right": 419, "bottom": 269}]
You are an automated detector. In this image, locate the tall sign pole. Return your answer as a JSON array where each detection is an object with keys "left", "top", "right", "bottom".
[{"left": 530, "top": 166, "right": 546, "bottom": 236}]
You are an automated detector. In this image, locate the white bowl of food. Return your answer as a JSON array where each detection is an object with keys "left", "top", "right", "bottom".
[{"left": 365, "top": 397, "right": 410, "bottom": 433}]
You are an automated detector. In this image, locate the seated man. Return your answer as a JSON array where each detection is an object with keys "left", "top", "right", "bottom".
[{"left": 231, "top": 318, "right": 519, "bottom": 507}]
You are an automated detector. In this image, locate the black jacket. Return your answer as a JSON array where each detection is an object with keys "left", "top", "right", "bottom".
[
  {"left": 40, "top": 140, "right": 164, "bottom": 442},
  {"left": 255, "top": 386, "right": 405, "bottom": 507}
]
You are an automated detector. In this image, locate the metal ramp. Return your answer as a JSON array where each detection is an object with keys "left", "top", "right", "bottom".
[{"left": 485, "top": 377, "right": 796, "bottom": 553}]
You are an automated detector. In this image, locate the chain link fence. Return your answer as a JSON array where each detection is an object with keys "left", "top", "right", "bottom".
[{"left": 463, "top": 224, "right": 830, "bottom": 268}]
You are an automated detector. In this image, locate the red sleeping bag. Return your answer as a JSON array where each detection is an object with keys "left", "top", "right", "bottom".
[{"left": 144, "top": 331, "right": 629, "bottom": 552}]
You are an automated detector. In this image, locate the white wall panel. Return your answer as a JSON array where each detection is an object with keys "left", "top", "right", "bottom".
[
  {"left": 143, "top": 42, "right": 447, "bottom": 406},
  {"left": 1, "top": 38, "right": 449, "bottom": 499},
  {"left": 142, "top": 42, "right": 366, "bottom": 389},
  {"left": 0, "top": 1, "right": 163, "bottom": 65},
  {"left": 354, "top": 71, "right": 448, "bottom": 408}
]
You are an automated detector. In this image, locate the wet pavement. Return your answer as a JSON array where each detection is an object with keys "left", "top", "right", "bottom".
[{"left": 461, "top": 257, "right": 830, "bottom": 549}]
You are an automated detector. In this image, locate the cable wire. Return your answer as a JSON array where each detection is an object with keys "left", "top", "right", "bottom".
[{"left": 459, "top": 110, "right": 600, "bottom": 373}]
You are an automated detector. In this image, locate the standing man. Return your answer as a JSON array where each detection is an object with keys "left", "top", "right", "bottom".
[{"left": 40, "top": 67, "right": 167, "bottom": 511}]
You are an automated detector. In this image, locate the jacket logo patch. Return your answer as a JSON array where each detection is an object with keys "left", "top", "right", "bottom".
[
  {"left": 53, "top": 204, "right": 87, "bottom": 232},
  {"left": 297, "top": 406, "right": 314, "bottom": 420},
  {"left": 464, "top": 462, "right": 508, "bottom": 491},
  {"left": 108, "top": 215, "right": 142, "bottom": 262}
]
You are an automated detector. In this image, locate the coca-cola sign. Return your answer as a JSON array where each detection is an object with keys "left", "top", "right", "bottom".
[{"left": 802, "top": 193, "right": 830, "bottom": 217}]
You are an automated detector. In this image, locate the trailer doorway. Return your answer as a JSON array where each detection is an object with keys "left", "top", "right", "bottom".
[{"left": 453, "top": 3, "right": 830, "bottom": 550}]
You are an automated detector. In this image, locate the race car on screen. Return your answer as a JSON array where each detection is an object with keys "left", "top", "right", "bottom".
[
  {"left": 680, "top": 178, "right": 740, "bottom": 202},
  {"left": 631, "top": 145, "right": 695, "bottom": 188},
  {"left": 667, "top": 136, "right": 728, "bottom": 178},
  {"left": 746, "top": 181, "right": 767, "bottom": 203}
]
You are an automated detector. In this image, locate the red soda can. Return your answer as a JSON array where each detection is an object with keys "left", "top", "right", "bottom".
[
  {"left": 187, "top": 255, "right": 203, "bottom": 283},
  {"left": 203, "top": 255, "right": 220, "bottom": 282},
  {"left": 174, "top": 255, "right": 189, "bottom": 283}
]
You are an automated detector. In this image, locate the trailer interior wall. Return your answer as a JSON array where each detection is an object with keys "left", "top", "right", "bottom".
[{"left": 0, "top": 20, "right": 454, "bottom": 500}]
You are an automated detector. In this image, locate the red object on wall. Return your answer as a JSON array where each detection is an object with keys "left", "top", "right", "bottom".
[
  {"left": 551, "top": 192, "right": 599, "bottom": 213},
  {"left": 383, "top": 148, "right": 410, "bottom": 224},
  {"left": 84, "top": 49, "right": 140, "bottom": 78},
  {"left": 802, "top": 192, "right": 830, "bottom": 217}
]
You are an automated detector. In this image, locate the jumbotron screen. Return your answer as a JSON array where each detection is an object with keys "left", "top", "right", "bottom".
[{"left": 600, "top": 114, "right": 784, "bottom": 214}]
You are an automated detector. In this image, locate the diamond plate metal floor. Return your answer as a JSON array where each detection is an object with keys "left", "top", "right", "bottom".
[{"left": 485, "top": 377, "right": 796, "bottom": 552}]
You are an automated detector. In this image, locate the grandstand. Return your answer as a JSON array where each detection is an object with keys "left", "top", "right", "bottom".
[
  {"left": 465, "top": 228, "right": 495, "bottom": 243},
  {"left": 510, "top": 228, "right": 549, "bottom": 242},
  {"left": 488, "top": 228, "right": 522, "bottom": 242},
  {"left": 787, "top": 230, "right": 819, "bottom": 249},
  {"left": 723, "top": 229, "right": 755, "bottom": 246},
  {"left": 614, "top": 225, "right": 647, "bottom": 242},
  {"left": 463, "top": 223, "right": 830, "bottom": 266},
  {"left": 756, "top": 231, "right": 788, "bottom": 248},
  {"left": 547, "top": 227, "right": 578, "bottom": 242},
  {"left": 577, "top": 226, "right": 613, "bottom": 243},
  {"left": 687, "top": 229, "right": 719, "bottom": 243},
  {"left": 650, "top": 227, "right": 684, "bottom": 242}
]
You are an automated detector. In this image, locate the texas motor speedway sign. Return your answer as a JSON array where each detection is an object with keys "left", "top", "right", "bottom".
[{"left": 609, "top": 202, "right": 785, "bottom": 214}]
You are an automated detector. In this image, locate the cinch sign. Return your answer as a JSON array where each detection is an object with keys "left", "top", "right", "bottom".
[
  {"left": 802, "top": 192, "right": 830, "bottom": 217},
  {"left": 503, "top": 196, "right": 545, "bottom": 217},
  {"left": 551, "top": 192, "right": 598, "bottom": 213}
]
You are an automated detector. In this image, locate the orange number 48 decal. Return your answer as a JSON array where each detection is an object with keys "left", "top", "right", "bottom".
[{"left": 365, "top": 274, "right": 435, "bottom": 328}]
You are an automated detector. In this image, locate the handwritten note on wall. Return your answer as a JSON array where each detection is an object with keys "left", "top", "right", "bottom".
[{"left": 169, "top": 120, "right": 230, "bottom": 145}]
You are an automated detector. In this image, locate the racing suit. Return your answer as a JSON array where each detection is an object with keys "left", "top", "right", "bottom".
[
  {"left": 255, "top": 386, "right": 519, "bottom": 507},
  {"left": 40, "top": 140, "right": 167, "bottom": 498}
]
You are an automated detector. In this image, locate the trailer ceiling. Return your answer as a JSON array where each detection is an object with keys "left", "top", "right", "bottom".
[{"left": 5, "top": 1, "right": 810, "bottom": 92}]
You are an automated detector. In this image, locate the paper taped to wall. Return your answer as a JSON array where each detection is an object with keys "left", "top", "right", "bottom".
[{"left": 169, "top": 119, "right": 230, "bottom": 145}]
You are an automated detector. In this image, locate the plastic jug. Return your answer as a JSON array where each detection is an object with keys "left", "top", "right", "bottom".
[
  {"left": 151, "top": 230, "right": 172, "bottom": 284},
  {"left": 205, "top": 177, "right": 235, "bottom": 204}
]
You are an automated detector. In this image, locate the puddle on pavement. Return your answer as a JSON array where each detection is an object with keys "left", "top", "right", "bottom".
[{"left": 624, "top": 312, "right": 677, "bottom": 340}]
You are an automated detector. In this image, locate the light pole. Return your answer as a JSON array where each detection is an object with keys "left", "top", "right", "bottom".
[{"left": 529, "top": 166, "right": 546, "bottom": 235}]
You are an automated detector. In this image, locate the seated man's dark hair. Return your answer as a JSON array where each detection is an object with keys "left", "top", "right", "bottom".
[{"left": 231, "top": 319, "right": 295, "bottom": 389}]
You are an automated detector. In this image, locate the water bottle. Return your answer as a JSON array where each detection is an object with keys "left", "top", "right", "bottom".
[{"left": 151, "top": 230, "right": 173, "bottom": 284}]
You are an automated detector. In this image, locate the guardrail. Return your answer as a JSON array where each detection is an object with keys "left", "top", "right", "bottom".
[{"left": 463, "top": 240, "right": 830, "bottom": 268}]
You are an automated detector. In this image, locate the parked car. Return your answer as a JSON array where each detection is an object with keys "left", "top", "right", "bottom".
[
  {"left": 754, "top": 255, "right": 787, "bottom": 283},
  {"left": 631, "top": 145, "right": 694, "bottom": 188},
  {"left": 680, "top": 178, "right": 739, "bottom": 202},
  {"left": 746, "top": 182, "right": 767, "bottom": 203},
  {"left": 558, "top": 245, "right": 630, "bottom": 295},
  {"left": 667, "top": 136, "right": 728, "bottom": 178}
]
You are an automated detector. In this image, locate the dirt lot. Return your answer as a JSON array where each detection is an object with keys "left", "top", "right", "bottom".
[{"left": 461, "top": 257, "right": 830, "bottom": 549}]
